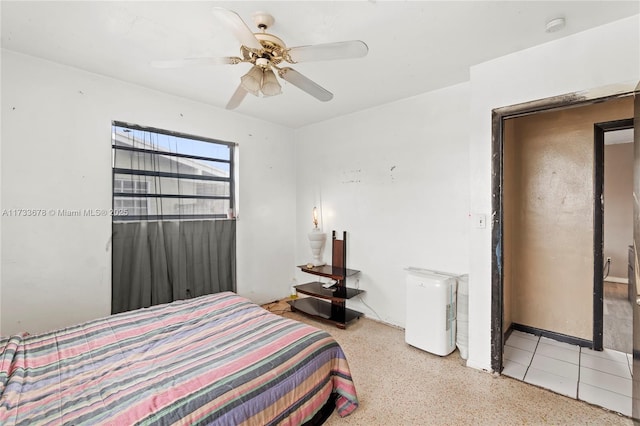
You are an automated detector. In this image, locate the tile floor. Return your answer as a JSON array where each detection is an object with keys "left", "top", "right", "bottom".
[{"left": 503, "top": 330, "right": 632, "bottom": 417}]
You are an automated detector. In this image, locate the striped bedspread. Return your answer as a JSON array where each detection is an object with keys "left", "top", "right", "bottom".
[{"left": 0, "top": 292, "right": 358, "bottom": 425}]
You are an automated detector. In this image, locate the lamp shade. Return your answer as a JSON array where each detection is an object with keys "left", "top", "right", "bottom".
[
  {"left": 261, "top": 68, "right": 282, "bottom": 97},
  {"left": 240, "top": 65, "right": 263, "bottom": 96}
]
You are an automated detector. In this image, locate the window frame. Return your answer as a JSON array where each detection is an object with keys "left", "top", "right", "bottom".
[{"left": 111, "top": 121, "right": 236, "bottom": 221}]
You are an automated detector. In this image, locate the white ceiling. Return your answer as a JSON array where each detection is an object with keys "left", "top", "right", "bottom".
[{"left": 2, "top": 1, "right": 638, "bottom": 128}]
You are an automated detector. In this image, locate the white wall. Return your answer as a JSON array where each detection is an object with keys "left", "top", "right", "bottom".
[
  {"left": 0, "top": 50, "right": 297, "bottom": 335},
  {"left": 467, "top": 15, "right": 639, "bottom": 371},
  {"left": 2, "top": 13, "right": 638, "bottom": 376},
  {"left": 294, "top": 82, "right": 471, "bottom": 328},
  {"left": 604, "top": 142, "right": 634, "bottom": 280}
]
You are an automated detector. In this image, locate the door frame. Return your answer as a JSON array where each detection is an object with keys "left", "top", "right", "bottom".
[
  {"left": 490, "top": 89, "right": 636, "bottom": 373},
  {"left": 632, "top": 82, "right": 640, "bottom": 420},
  {"left": 593, "top": 118, "right": 635, "bottom": 351}
]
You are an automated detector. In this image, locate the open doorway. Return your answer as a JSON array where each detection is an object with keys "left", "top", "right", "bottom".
[
  {"left": 597, "top": 123, "right": 634, "bottom": 354},
  {"left": 491, "top": 91, "right": 635, "bottom": 415},
  {"left": 500, "top": 98, "right": 633, "bottom": 350}
]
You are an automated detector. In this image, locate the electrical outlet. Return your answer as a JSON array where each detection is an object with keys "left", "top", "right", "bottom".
[{"left": 606, "top": 257, "right": 611, "bottom": 263}]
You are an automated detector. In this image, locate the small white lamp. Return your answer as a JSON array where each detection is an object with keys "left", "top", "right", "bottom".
[{"left": 307, "top": 206, "right": 326, "bottom": 266}]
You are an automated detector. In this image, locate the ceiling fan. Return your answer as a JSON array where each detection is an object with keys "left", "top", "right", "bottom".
[{"left": 151, "top": 7, "right": 368, "bottom": 109}]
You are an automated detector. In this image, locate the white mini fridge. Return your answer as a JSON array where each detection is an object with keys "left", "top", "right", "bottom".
[{"left": 405, "top": 269, "right": 457, "bottom": 356}]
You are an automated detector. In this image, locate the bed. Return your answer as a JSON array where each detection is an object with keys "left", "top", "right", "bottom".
[{"left": 0, "top": 292, "right": 358, "bottom": 425}]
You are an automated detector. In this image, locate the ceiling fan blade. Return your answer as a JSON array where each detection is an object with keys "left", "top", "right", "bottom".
[
  {"left": 212, "top": 7, "right": 262, "bottom": 51},
  {"left": 226, "top": 84, "right": 248, "bottom": 110},
  {"left": 287, "top": 40, "right": 368, "bottom": 63},
  {"left": 277, "top": 67, "right": 333, "bottom": 102},
  {"left": 151, "top": 57, "right": 241, "bottom": 68}
]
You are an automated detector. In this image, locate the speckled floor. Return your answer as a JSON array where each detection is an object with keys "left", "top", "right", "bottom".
[{"left": 263, "top": 299, "right": 632, "bottom": 425}]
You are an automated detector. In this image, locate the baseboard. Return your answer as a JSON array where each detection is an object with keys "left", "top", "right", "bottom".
[
  {"left": 365, "top": 315, "right": 404, "bottom": 331},
  {"left": 466, "top": 358, "right": 491, "bottom": 372},
  {"left": 511, "top": 323, "right": 592, "bottom": 348},
  {"left": 605, "top": 276, "right": 629, "bottom": 284}
]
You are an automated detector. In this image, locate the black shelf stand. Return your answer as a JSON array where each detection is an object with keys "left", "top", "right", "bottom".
[{"left": 287, "top": 231, "right": 363, "bottom": 329}]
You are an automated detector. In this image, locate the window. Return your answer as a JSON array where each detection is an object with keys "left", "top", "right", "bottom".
[
  {"left": 113, "top": 179, "right": 150, "bottom": 216},
  {"left": 111, "top": 122, "right": 235, "bottom": 221}
]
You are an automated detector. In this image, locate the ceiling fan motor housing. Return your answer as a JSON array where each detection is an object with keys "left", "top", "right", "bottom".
[{"left": 241, "top": 33, "right": 287, "bottom": 66}]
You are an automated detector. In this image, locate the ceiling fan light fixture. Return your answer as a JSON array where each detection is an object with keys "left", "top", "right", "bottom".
[
  {"left": 261, "top": 68, "right": 282, "bottom": 97},
  {"left": 240, "top": 65, "right": 263, "bottom": 95}
]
